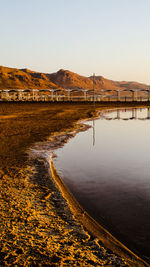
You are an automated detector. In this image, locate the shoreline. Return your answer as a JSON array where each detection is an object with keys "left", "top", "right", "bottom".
[
  {"left": 47, "top": 108, "right": 149, "bottom": 267},
  {"left": 1, "top": 102, "right": 150, "bottom": 266},
  {"left": 50, "top": 158, "right": 149, "bottom": 267}
]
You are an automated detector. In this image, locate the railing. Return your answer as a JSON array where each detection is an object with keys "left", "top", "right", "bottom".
[{"left": 0, "top": 89, "right": 150, "bottom": 102}]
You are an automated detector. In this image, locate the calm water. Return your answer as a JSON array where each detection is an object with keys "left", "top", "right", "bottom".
[{"left": 54, "top": 108, "right": 150, "bottom": 262}]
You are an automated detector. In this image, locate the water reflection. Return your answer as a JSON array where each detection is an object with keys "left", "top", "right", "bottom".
[
  {"left": 92, "top": 120, "right": 95, "bottom": 146},
  {"left": 54, "top": 108, "right": 150, "bottom": 263},
  {"left": 103, "top": 107, "right": 150, "bottom": 120}
]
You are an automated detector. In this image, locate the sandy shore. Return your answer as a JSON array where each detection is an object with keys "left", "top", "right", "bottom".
[{"left": 0, "top": 102, "right": 150, "bottom": 266}]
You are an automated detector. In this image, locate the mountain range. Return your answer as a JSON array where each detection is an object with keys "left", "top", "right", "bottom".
[{"left": 0, "top": 66, "right": 149, "bottom": 92}]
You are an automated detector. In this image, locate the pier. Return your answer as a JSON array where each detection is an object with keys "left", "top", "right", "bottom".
[{"left": 0, "top": 88, "right": 150, "bottom": 102}]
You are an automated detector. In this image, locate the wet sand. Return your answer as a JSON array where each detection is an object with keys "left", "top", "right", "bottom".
[{"left": 0, "top": 102, "right": 149, "bottom": 266}]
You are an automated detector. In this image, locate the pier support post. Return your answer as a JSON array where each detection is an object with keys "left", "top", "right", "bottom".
[
  {"left": 134, "top": 91, "right": 137, "bottom": 101},
  {"left": 148, "top": 91, "right": 150, "bottom": 101},
  {"left": 32, "top": 90, "right": 35, "bottom": 101},
  {"left": 135, "top": 109, "right": 137, "bottom": 120},
  {"left": 132, "top": 109, "right": 135, "bottom": 118},
  {"left": 117, "top": 109, "right": 120, "bottom": 120},
  {"left": 117, "top": 90, "right": 120, "bottom": 101},
  {"left": 18, "top": 90, "right": 22, "bottom": 101},
  {"left": 132, "top": 91, "right": 134, "bottom": 101},
  {"left": 147, "top": 108, "right": 150, "bottom": 119},
  {"left": 68, "top": 90, "right": 70, "bottom": 101},
  {"left": 101, "top": 90, "right": 103, "bottom": 102},
  {"left": 4, "top": 90, "right": 9, "bottom": 101},
  {"left": 84, "top": 90, "right": 87, "bottom": 101},
  {"left": 51, "top": 90, "right": 54, "bottom": 101}
]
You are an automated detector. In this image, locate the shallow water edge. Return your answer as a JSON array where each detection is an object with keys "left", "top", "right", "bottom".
[{"left": 29, "top": 107, "right": 150, "bottom": 266}]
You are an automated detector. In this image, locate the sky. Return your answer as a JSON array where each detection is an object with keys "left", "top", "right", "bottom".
[{"left": 0, "top": 0, "right": 150, "bottom": 84}]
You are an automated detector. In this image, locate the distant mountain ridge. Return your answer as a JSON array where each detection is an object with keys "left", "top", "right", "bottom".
[{"left": 0, "top": 66, "right": 149, "bottom": 92}]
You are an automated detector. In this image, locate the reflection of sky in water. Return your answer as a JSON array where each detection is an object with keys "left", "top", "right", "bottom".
[{"left": 54, "top": 108, "right": 150, "bottom": 261}]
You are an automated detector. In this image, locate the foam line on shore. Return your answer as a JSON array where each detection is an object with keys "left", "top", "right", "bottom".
[{"left": 50, "top": 154, "right": 149, "bottom": 267}]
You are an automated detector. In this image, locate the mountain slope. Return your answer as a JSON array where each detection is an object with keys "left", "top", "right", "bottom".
[
  {"left": 0, "top": 66, "right": 149, "bottom": 92},
  {"left": 0, "top": 66, "right": 57, "bottom": 90}
]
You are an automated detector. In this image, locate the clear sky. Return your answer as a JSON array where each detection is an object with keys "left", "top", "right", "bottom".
[{"left": 0, "top": 0, "right": 150, "bottom": 84}]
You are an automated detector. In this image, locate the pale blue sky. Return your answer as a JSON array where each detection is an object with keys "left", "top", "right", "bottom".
[{"left": 0, "top": 0, "right": 150, "bottom": 84}]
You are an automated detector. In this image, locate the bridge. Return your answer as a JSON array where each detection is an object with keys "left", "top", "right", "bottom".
[{"left": 0, "top": 88, "right": 150, "bottom": 102}]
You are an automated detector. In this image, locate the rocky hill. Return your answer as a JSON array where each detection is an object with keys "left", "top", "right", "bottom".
[
  {"left": 0, "top": 66, "right": 57, "bottom": 90},
  {"left": 0, "top": 66, "right": 149, "bottom": 92}
]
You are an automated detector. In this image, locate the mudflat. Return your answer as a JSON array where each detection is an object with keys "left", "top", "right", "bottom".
[{"left": 0, "top": 102, "right": 149, "bottom": 266}]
